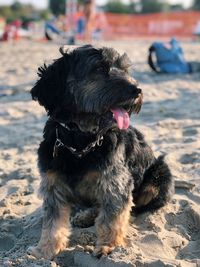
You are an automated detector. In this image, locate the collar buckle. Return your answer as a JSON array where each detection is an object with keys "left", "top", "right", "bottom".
[
  {"left": 53, "top": 126, "right": 104, "bottom": 158},
  {"left": 97, "top": 136, "right": 104, "bottom": 146}
]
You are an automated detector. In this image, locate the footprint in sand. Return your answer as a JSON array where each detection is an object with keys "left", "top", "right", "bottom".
[
  {"left": 182, "top": 126, "right": 199, "bottom": 143},
  {"left": 0, "top": 235, "right": 15, "bottom": 251},
  {"left": 180, "top": 152, "right": 200, "bottom": 164},
  {"left": 177, "top": 205, "right": 200, "bottom": 260},
  {"left": 164, "top": 202, "right": 200, "bottom": 260},
  {"left": 183, "top": 128, "right": 198, "bottom": 136},
  {"left": 183, "top": 128, "right": 198, "bottom": 137}
]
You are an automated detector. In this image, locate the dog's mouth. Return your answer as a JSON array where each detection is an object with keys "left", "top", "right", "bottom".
[
  {"left": 53, "top": 93, "right": 143, "bottom": 134},
  {"left": 111, "top": 108, "right": 129, "bottom": 130},
  {"left": 110, "top": 93, "right": 143, "bottom": 130}
]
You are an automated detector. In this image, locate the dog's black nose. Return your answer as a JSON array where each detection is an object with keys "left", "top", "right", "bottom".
[
  {"left": 136, "top": 88, "right": 142, "bottom": 94},
  {"left": 129, "top": 85, "right": 142, "bottom": 96}
]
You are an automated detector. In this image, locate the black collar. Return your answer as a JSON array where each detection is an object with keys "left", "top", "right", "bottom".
[{"left": 52, "top": 120, "right": 104, "bottom": 158}]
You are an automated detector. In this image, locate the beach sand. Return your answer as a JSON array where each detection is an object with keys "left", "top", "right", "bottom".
[{"left": 0, "top": 39, "right": 200, "bottom": 267}]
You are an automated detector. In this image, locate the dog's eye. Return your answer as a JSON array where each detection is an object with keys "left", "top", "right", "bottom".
[{"left": 96, "top": 66, "right": 109, "bottom": 75}]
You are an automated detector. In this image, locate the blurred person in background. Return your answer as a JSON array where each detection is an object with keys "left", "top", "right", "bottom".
[{"left": 83, "top": 0, "right": 107, "bottom": 41}]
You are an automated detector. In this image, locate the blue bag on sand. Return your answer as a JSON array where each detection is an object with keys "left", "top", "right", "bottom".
[{"left": 148, "top": 38, "right": 191, "bottom": 74}]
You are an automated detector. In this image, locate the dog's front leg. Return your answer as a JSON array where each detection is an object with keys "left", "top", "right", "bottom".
[
  {"left": 28, "top": 171, "right": 71, "bottom": 260},
  {"left": 94, "top": 178, "right": 133, "bottom": 257}
]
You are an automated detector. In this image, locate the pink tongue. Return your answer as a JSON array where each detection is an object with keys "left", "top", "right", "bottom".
[{"left": 111, "top": 108, "right": 130, "bottom": 130}]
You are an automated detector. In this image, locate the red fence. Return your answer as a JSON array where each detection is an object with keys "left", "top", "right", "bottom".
[{"left": 103, "top": 11, "right": 200, "bottom": 38}]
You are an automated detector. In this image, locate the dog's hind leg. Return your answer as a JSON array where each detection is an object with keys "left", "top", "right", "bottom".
[
  {"left": 133, "top": 155, "right": 174, "bottom": 214},
  {"left": 27, "top": 171, "right": 71, "bottom": 260},
  {"left": 72, "top": 207, "right": 99, "bottom": 228}
]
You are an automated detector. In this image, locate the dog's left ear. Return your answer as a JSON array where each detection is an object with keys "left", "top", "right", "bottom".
[
  {"left": 116, "top": 53, "right": 133, "bottom": 70},
  {"left": 31, "top": 54, "right": 70, "bottom": 114},
  {"left": 102, "top": 47, "right": 132, "bottom": 71}
]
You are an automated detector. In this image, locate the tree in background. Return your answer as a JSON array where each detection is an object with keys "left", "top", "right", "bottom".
[
  {"left": 0, "top": 1, "right": 50, "bottom": 22},
  {"left": 192, "top": 0, "right": 200, "bottom": 10},
  {"left": 140, "top": 0, "right": 170, "bottom": 13},
  {"left": 170, "top": 4, "right": 184, "bottom": 11},
  {"left": 49, "top": 0, "right": 66, "bottom": 16},
  {"left": 48, "top": 0, "right": 136, "bottom": 15},
  {"left": 0, "top": 6, "right": 13, "bottom": 20},
  {"left": 0, "top": 1, "right": 34, "bottom": 22},
  {"left": 105, "top": 0, "right": 135, "bottom": 14},
  {"left": 103, "top": 0, "right": 177, "bottom": 14}
]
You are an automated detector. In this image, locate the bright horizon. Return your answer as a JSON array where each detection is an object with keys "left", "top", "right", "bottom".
[{"left": 0, "top": 0, "right": 194, "bottom": 9}]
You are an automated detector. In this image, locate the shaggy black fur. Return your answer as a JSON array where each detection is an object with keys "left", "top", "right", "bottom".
[{"left": 28, "top": 45, "right": 174, "bottom": 260}]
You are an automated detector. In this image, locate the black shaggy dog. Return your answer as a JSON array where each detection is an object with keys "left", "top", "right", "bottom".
[{"left": 28, "top": 45, "right": 174, "bottom": 259}]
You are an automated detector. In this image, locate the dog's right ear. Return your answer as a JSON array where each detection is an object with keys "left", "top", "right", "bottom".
[{"left": 31, "top": 56, "right": 69, "bottom": 114}]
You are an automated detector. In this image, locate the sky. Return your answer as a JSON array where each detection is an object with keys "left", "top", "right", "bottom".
[{"left": 0, "top": 0, "right": 194, "bottom": 9}]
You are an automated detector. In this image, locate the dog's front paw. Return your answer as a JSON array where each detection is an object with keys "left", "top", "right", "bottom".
[
  {"left": 93, "top": 245, "right": 115, "bottom": 258},
  {"left": 27, "top": 241, "right": 66, "bottom": 260},
  {"left": 27, "top": 245, "right": 50, "bottom": 259}
]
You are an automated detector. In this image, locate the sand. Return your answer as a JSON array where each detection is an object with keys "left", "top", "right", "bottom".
[{"left": 0, "top": 39, "right": 200, "bottom": 267}]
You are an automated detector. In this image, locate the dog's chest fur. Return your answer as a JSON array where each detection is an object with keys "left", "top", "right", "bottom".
[
  {"left": 75, "top": 170, "right": 100, "bottom": 204},
  {"left": 39, "top": 127, "right": 140, "bottom": 206}
]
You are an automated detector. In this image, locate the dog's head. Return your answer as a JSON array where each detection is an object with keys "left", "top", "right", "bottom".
[{"left": 31, "top": 45, "right": 143, "bottom": 134}]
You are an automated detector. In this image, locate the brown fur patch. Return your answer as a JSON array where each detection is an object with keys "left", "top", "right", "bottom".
[
  {"left": 127, "top": 76, "right": 137, "bottom": 85},
  {"left": 93, "top": 245, "right": 114, "bottom": 258},
  {"left": 84, "top": 170, "right": 99, "bottom": 181},
  {"left": 136, "top": 185, "right": 159, "bottom": 207},
  {"left": 75, "top": 171, "right": 99, "bottom": 202},
  {"left": 46, "top": 170, "right": 57, "bottom": 189},
  {"left": 28, "top": 205, "right": 71, "bottom": 259},
  {"left": 95, "top": 197, "right": 132, "bottom": 256}
]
